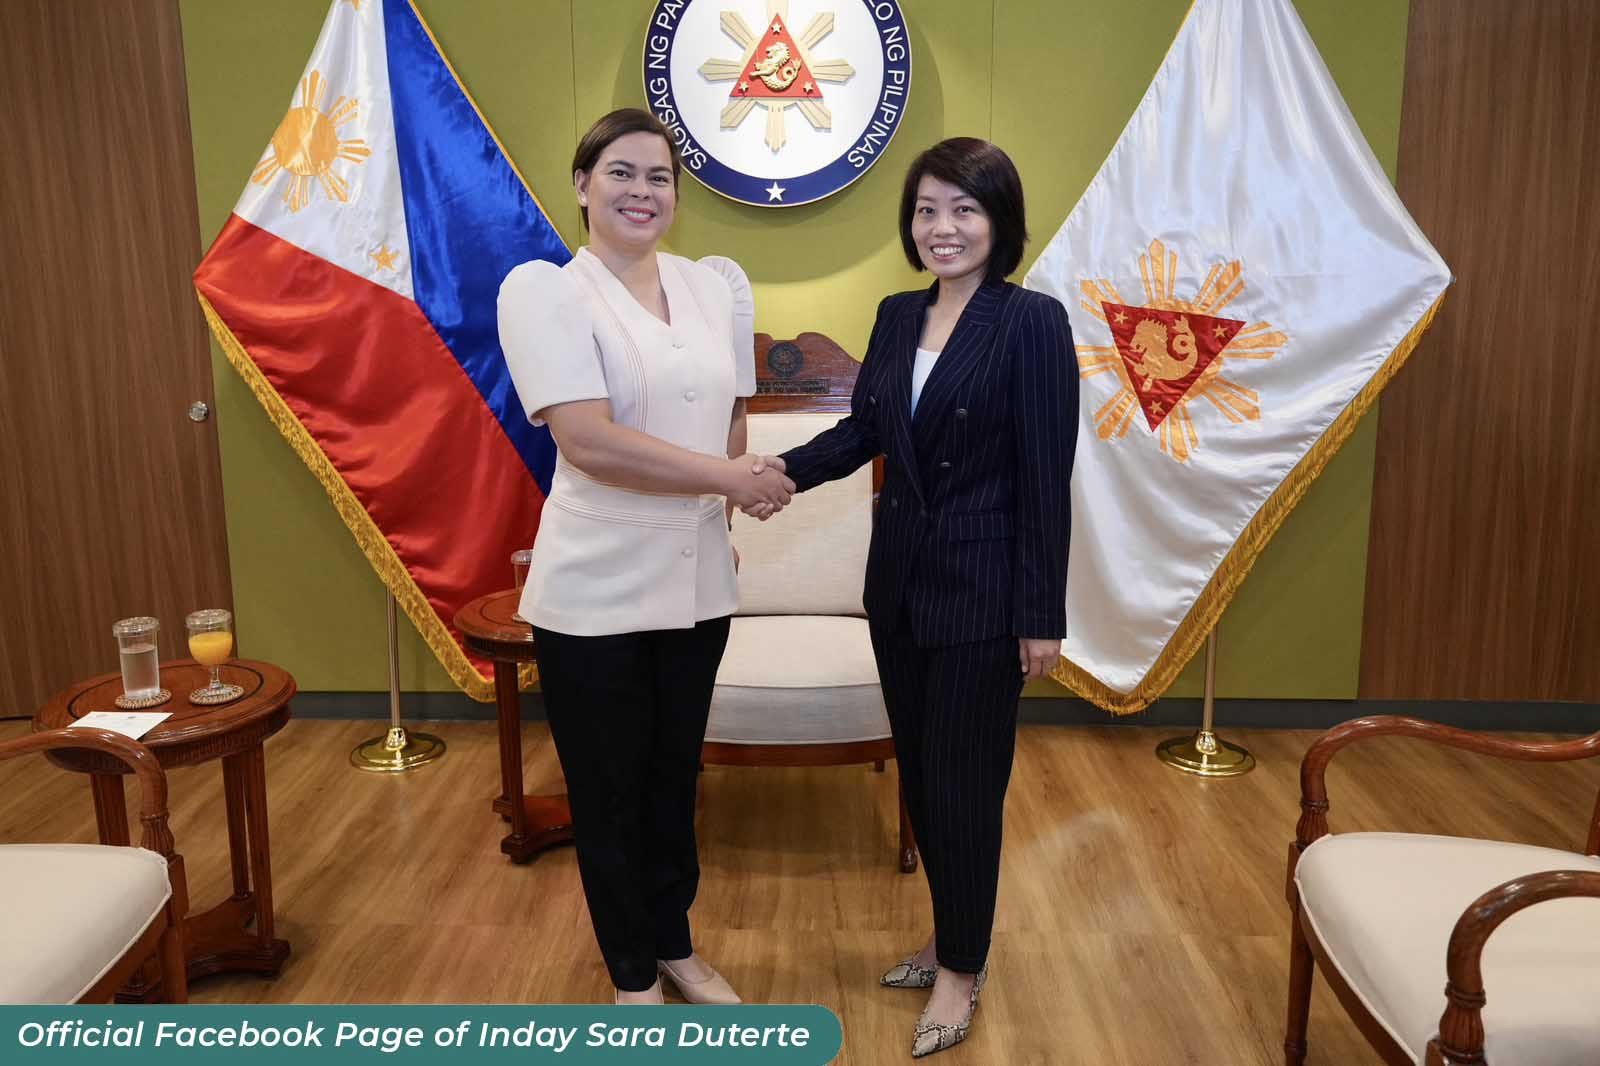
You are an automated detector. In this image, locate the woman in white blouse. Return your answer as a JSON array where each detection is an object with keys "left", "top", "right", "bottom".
[{"left": 497, "top": 109, "right": 793, "bottom": 1005}]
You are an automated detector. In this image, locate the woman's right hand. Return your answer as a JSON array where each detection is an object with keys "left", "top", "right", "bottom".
[{"left": 723, "top": 455, "right": 795, "bottom": 518}]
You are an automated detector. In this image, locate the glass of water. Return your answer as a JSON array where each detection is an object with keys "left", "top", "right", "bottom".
[
  {"left": 112, "top": 616, "right": 162, "bottom": 700},
  {"left": 510, "top": 549, "right": 533, "bottom": 623}
]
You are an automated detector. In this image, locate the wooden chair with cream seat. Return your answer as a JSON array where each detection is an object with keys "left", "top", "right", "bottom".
[
  {"left": 704, "top": 332, "right": 915, "bottom": 873},
  {"left": 1284, "top": 715, "right": 1600, "bottom": 1066},
  {"left": 0, "top": 727, "right": 188, "bottom": 1003}
]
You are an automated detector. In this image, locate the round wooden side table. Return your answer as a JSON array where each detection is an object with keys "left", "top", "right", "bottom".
[
  {"left": 454, "top": 590, "right": 573, "bottom": 863},
  {"left": 35, "top": 658, "right": 295, "bottom": 999}
]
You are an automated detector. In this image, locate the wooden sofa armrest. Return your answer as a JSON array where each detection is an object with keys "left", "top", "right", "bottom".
[
  {"left": 0, "top": 728, "right": 177, "bottom": 861},
  {"left": 1292, "top": 716, "right": 1600, "bottom": 856},
  {"left": 1424, "top": 869, "right": 1600, "bottom": 1066}
]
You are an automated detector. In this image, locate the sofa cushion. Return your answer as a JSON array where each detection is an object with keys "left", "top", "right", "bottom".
[
  {"left": 0, "top": 844, "right": 171, "bottom": 1004},
  {"left": 1296, "top": 832, "right": 1600, "bottom": 1065},
  {"left": 708, "top": 615, "right": 889, "bottom": 745},
  {"left": 733, "top": 412, "right": 872, "bottom": 617}
]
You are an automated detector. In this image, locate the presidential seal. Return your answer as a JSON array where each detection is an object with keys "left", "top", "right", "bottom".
[{"left": 644, "top": 1, "right": 912, "bottom": 208}]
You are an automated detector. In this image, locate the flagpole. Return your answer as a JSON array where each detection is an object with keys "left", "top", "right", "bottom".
[
  {"left": 1155, "top": 629, "right": 1254, "bottom": 777},
  {"left": 351, "top": 592, "right": 447, "bottom": 772}
]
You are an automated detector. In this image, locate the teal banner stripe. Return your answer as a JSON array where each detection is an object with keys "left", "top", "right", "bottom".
[{"left": 3, "top": 1007, "right": 841, "bottom": 1065}]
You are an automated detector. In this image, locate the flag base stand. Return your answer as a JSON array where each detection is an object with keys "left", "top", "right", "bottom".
[
  {"left": 1156, "top": 630, "right": 1254, "bottom": 778},
  {"left": 1156, "top": 729, "right": 1255, "bottom": 776},
  {"left": 351, "top": 593, "right": 447, "bottom": 774},
  {"left": 351, "top": 725, "right": 446, "bottom": 773}
]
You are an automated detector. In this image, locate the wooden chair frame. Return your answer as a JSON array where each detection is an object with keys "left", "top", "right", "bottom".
[
  {"left": 1283, "top": 715, "right": 1600, "bottom": 1065},
  {"left": 0, "top": 727, "right": 188, "bottom": 1003},
  {"left": 702, "top": 332, "right": 916, "bottom": 873}
]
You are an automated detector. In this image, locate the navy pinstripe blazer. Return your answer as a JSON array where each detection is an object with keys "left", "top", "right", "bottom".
[{"left": 780, "top": 279, "right": 1078, "bottom": 647}]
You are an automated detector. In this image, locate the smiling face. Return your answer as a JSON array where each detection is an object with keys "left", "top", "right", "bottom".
[
  {"left": 574, "top": 130, "right": 677, "bottom": 253},
  {"left": 910, "top": 173, "right": 994, "bottom": 287}
]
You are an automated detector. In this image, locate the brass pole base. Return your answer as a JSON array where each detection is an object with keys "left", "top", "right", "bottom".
[
  {"left": 1156, "top": 730, "right": 1256, "bottom": 777},
  {"left": 350, "top": 726, "right": 446, "bottom": 773}
]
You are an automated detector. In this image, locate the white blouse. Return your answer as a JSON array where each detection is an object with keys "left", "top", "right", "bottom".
[
  {"left": 497, "top": 248, "right": 756, "bottom": 636},
  {"left": 909, "top": 346, "right": 940, "bottom": 414}
]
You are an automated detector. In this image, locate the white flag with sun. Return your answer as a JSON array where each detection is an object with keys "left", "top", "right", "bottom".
[{"left": 1025, "top": 0, "right": 1451, "bottom": 712}]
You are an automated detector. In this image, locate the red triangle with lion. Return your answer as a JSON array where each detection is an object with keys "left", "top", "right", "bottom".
[{"left": 730, "top": 14, "right": 823, "bottom": 101}]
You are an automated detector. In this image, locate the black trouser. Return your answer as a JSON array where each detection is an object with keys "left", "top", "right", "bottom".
[
  {"left": 871, "top": 617, "right": 1024, "bottom": 974},
  {"left": 532, "top": 616, "right": 731, "bottom": 992}
]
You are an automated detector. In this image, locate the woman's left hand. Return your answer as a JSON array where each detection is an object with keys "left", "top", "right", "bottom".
[{"left": 1018, "top": 638, "right": 1060, "bottom": 680}]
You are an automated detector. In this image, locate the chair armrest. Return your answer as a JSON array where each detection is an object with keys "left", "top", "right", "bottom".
[
  {"left": 1424, "top": 870, "right": 1600, "bottom": 1066},
  {"left": 1293, "top": 716, "right": 1600, "bottom": 855},
  {"left": 0, "top": 728, "right": 176, "bottom": 861}
]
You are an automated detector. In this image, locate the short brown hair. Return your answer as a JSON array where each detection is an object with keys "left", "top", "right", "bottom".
[
  {"left": 571, "top": 108, "right": 681, "bottom": 228},
  {"left": 899, "top": 138, "right": 1028, "bottom": 282}
]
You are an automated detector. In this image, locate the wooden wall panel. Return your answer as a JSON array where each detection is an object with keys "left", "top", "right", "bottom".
[
  {"left": 1361, "top": 1, "right": 1600, "bottom": 699},
  {"left": 0, "top": 0, "right": 232, "bottom": 712}
]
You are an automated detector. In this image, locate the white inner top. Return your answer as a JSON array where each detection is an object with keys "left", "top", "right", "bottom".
[{"left": 910, "top": 347, "right": 940, "bottom": 414}]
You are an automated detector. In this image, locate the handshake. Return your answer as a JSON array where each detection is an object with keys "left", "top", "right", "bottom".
[{"left": 725, "top": 453, "right": 791, "bottom": 520}]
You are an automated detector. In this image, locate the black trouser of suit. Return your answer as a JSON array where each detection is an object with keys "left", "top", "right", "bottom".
[
  {"left": 532, "top": 616, "right": 730, "bottom": 992},
  {"left": 871, "top": 613, "right": 1025, "bottom": 974}
]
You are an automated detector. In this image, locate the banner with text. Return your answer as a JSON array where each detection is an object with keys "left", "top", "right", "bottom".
[{"left": 4, "top": 1006, "right": 841, "bottom": 1065}]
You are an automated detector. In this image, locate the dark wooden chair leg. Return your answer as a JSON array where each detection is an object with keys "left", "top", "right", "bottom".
[
  {"left": 1285, "top": 904, "right": 1315, "bottom": 1065},
  {"left": 158, "top": 908, "right": 189, "bottom": 1003},
  {"left": 896, "top": 769, "right": 917, "bottom": 874}
]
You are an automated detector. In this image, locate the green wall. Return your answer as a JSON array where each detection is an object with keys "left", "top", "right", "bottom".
[{"left": 180, "top": 0, "right": 1410, "bottom": 699}]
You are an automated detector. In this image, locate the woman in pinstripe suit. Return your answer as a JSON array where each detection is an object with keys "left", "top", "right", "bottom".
[{"left": 763, "top": 138, "right": 1077, "bottom": 1057}]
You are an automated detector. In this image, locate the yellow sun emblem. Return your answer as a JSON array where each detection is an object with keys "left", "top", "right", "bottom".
[
  {"left": 1076, "top": 239, "right": 1287, "bottom": 463},
  {"left": 251, "top": 70, "right": 372, "bottom": 213}
]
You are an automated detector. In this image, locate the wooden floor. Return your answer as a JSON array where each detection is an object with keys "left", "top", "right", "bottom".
[{"left": 3, "top": 716, "right": 1596, "bottom": 1064}]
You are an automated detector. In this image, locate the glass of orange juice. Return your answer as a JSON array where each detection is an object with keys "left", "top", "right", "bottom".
[{"left": 185, "top": 608, "right": 243, "bottom": 704}]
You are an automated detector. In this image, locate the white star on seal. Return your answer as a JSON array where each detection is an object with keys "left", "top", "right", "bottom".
[{"left": 765, "top": 181, "right": 786, "bottom": 202}]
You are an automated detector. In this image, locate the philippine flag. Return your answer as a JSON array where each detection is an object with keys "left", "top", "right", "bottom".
[{"left": 194, "top": 0, "right": 569, "bottom": 699}]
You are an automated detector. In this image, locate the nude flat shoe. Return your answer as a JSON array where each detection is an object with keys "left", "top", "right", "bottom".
[{"left": 657, "top": 957, "right": 742, "bottom": 1005}]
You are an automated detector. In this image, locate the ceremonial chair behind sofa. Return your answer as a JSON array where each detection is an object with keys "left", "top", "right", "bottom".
[
  {"left": 1284, "top": 716, "right": 1600, "bottom": 1066},
  {"left": 0, "top": 728, "right": 188, "bottom": 1003},
  {"left": 704, "top": 332, "right": 915, "bottom": 873}
]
